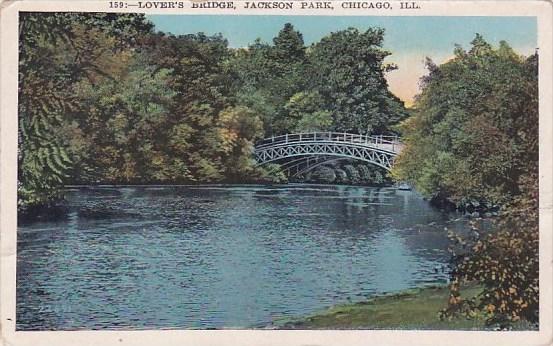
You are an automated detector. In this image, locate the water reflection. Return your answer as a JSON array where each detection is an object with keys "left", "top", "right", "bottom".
[{"left": 17, "top": 184, "right": 471, "bottom": 330}]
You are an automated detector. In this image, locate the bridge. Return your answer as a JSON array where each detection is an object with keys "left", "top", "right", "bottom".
[{"left": 254, "top": 132, "right": 403, "bottom": 177}]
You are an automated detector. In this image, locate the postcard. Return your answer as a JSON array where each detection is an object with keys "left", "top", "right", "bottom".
[{"left": 0, "top": 0, "right": 552, "bottom": 345}]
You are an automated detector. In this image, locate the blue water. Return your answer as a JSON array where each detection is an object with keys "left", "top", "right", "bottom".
[{"left": 16, "top": 184, "right": 469, "bottom": 330}]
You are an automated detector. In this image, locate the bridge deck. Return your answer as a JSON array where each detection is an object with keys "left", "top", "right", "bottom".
[
  {"left": 255, "top": 132, "right": 402, "bottom": 154},
  {"left": 253, "top": 132, "right": 403, "bottom": 172}
]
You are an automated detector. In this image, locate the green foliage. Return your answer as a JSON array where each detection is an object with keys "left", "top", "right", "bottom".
[
  {"left": 294, "top": 111, "right": 333, "bottom": 133},
  {"left": 308, "top": 27, "right": 408, "bottom": 134},
  {"left": 285, "top": 92, "right": 333, "bottom": 132},
  {"left": 217, "top": 106, "right": 264, "bottom": 180},
  {"left": 231, "top": 24, "right": 307, "bottom": 135},
  {"left": 20, "top": 17, "right": 407, "bottom": 212},
  {"left": 18, "top": 12, "right": 153, "bottom": 211},
  {"left": 272, "top": 23, "right": 306, "bottom": 63},
  {"left": 392, "top": 36, "right": 538, "bottom": 208},
  {"left": 250, "top": 163, "right": 288, "bottom": 184},
  {"left": 232, "top": 24, "right": 407, "bottom": 137},
  {"left": 356, "top": 165, "right": 372, "bottom": 182},
  {"left": 71, "top": 52, "right": 178, "bottom": 183},
  {"left": 372, "top": 170, "right": 384, "bottom": 185},
  {"left": 308, "top": 166, "right": 336, "bottom": 183},
  {"left": 334, "top": 168, "right": 348, "bottom": 184},
  {"left": 391, "top": 35, "right": 539, "bottom": 326},
  {"left": 142, "top": 32, "right": 254, "bottom": 183},
  {"left": 343, "top": 165, "right": 360, "bottom": 184},
  {"left": 306, "top": 162, "right": 390, "bottom": 185},
  {"left": 441, "top": 173, "right": 538, "bottom": 327}
]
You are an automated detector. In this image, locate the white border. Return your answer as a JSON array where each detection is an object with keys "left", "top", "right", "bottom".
[{"left": 1, "top": 1, "right": 552, "bottom": 345}]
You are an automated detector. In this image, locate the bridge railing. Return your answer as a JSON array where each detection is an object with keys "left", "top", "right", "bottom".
[{"left": 255, "top": 132, "right": 401, "bottom": 149}]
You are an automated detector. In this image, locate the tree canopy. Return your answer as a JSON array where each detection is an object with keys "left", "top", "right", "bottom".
[
  {"left": 392, "top": 35, "right": 538, "bottom": 209},
  {"left": 18, "top": 17, "right": 406, "bottom": 212},
  {"left": 18, "top": 13, "right": 154, "bottom": 209},
  {"left": 392, "top": 35, "right": 539, "bottom": 326},
  {"left": 307, "top": 27, "right": 408, "bottom": 134},
  {"left": 231, "top": 24, "right": 406, "bottom": 136}
]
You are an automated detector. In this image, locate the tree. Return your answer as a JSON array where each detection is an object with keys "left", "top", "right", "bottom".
[
  {"left": 18, "top": 12, "right": 153, "bottom": 212},
  {"left": 391, "top": 35, "right": 539, "bottom": 326},
  {"left": 143, "top": 32, "right": 238, "bottom": 182},
  {"left": 272, "top": 23, "right": 306, "bottom": 62},
  {"left": 70, "top": 53, "right": 177, "bottom": 183},
  {"left": 392, "top": 36, "right": 538, "bottom": 209},
  {"left": 285, "top": 91, "right": 333, "bottom": 132},
  {"left": 231, "top": 23, "right": 307, "bottom": 136},
  {"left": 308, "top": 27, "right": 408, "bottom": 134},
  {"left": 217, "top": 106, "right": 264, "bottom": 180},
  {"left": 444, "top": 49, "right": 538, "bottom": 326}
]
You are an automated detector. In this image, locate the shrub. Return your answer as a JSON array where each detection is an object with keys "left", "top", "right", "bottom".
[
  {"left": 441, "top": 172, "right": 538, "bottom": 327},
  {"left": 308, "top": 165, "right": 336, "bottom": 183},
  {"left": 343, "top": 164, "right": 360, "bottom": 184},
  {"left": 356, "top": 164, "right": 371, "bottom": 183},
  {"left": 334, "top": 168, "right": 348, "bottom": 184}
]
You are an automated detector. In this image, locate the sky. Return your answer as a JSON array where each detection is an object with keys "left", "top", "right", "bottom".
[{"left": 148, "top": 15, "right": 537, "bottom": 105}]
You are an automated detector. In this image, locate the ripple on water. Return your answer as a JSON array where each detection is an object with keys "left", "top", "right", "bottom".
[{"left": 16, "top": 184, "right": 470, "bottom": 330}]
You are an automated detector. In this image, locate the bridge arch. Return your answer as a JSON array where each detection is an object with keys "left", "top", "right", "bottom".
[
  {"left": 253, "top": 132, "right": 402, "bottom": 174},
  {"left": 291, "top": 157, "right": 351, "bottom": 178}
]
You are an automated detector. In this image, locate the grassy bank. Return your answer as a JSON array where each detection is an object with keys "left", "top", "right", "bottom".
[{"left": 276, "top": 285, "right": 491, "bottom": 330}]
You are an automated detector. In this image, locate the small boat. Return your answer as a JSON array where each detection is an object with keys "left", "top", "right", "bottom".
[{"left": 396, "top": 182, "right": 412, "bottom": 191}]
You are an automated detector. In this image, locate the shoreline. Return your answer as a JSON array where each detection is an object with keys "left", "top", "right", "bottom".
[
  {"left": 271, "top": 284, "right": 536, "bottom": 330},
  {"left": 17, "top": 182, "right": 400, "bottom": 223},
  {"left": 63, "top": 182, "right": 395, "bottom": 188}
]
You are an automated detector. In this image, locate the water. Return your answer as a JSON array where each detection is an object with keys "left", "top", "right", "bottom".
[{"left": 16, "top": 184, "right": 471, "bottom": 330}]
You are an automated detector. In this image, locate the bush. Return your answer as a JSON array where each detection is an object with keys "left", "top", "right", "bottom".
[
  {"left": 441, "top": 173, "right": 538, "bottom": 327},
  {"left": 252, "top": 163, "right": 288, "bottom": 184},
  {"left": 372, "top": 170, "right": 384, "bottom": 184},
  {"left": 357, "top": 164, "right": 371, "bottom": 183},
  {"left": 343, "top": 164, "right": 360, "bottom": 184},
  {"left": 334, "top": 168, "right": 348, "bottom": 184},
  {"left": 308, "top": 165, "right": 336, "bottom": 183}
]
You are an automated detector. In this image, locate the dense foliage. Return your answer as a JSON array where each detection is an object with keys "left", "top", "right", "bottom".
[
  {"left": 392, "top": 36, "right": 539, "bottom": 326},
  {"left": 231, "top": 24, "right": 407, "bottom": 136},
  {"left": 18, "top": 14, "right": 405, "bottom": 213},
  {"left": 443, "top": 173, "right": 538, "bottom": 326},
  {"left": 392, "top": 35, "right": 538, "bottom": 210},
  {"left": 18, "top": 13, "right": 540, "bottom": 329},
  {"left": 18, "top": 13, "right": 154, "bottom": 210},
  {"left": 307, "top": 28, "right": 408, "bottom": 134},
  {"left": 300, "top": 162, "right": 388, "bottom": 185}
]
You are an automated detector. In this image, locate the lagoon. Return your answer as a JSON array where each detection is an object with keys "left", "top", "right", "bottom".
[{"left": 16, "top": 184, "right": 471, "bottom": 330}]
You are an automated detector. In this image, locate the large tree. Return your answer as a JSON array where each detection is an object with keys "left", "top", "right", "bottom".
[
  {"left": 392, "top": 35, "right": 538, "bottom": 208},
  {"left": 18, "top": 13, "right": 153, "bottom": 211},
  {"left": 69, "top": 52, "right": 176, "bottom": 183},
  {"left": 231, "top": 23, "right": 308, "bottom": 135},
  {"left": 141, "top": 32, "right": 267, "bottom": 182},
  {"left": 392, "top": 35, "right": 539, "bottom": 326},
  {"left": 307, "top": 27, "right": 408, "bottom": 134}
]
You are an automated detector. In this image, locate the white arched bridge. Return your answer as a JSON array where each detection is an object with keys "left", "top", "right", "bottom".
[{"left": 254, "top": 132, "right": 403, "bottom": 177}]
